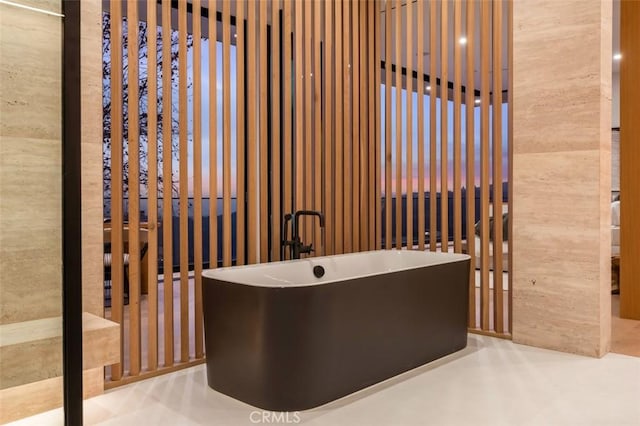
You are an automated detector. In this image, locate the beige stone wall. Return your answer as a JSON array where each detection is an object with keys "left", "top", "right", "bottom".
[
  {"left": 512, "top": 0, "right": 611, "bottom": 357},
  {"left": 0, "top": 0, "right": 63, "bottom": 326},
  {"left": 81, "top": 0, "right": 104, "bottom": 318},
  {"left": 0, "top": 1, "right": 113, "bottom": 422}
]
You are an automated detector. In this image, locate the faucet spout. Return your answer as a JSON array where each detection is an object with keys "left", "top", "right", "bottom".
[
  {"left": 294, "top": 210, "right": 325, "bottom": 228},
  {"left": 282, "top": 210, "right": 325, "bottom": 260}
]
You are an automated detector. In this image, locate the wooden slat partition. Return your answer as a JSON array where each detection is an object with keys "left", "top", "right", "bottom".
[
  {"left": 394, "top": 0, "right": 401, "bottom": 250},
  {"left": 352, "top": 0, "right": 360, "bottom": 253},
  {"left": 405, "top": 0, "right": 413, "bottom": 250},
  {"left": 236, "top": 0, "right": 245, "bottom": 265},
  {"left": 335, "top": 0, "right": 344, "bottom": 255},
  {"left": 283, "top": 0, "right": 293, "bottom": 259},
  {"left": 127, "top": 0, "right": 141, "bottom": 376},
  {"left": 325, "top": 0, "right": 334, "bottom": 255},
  {"left": 109, "top": 0, "right": 124, "bottom": 381},
  {"left": 374, "top": 0, "right": 511, "bottom": 336},
  {"left": 466, "top": 0, "right": 477, "bottom": 329},
  {"left": 453, "top": 0, "right": 463, "bottom": 254},
  {"left": 192, "top": 0, "right": 204, "bottom": 359},
  {"left": 146, "top": 0, "right": 159, "bottom": 371},
  {"left": 492, "top": 0, "right": 504, "bottom": 333},
  {"left": 343, "top": 0, "right": 352, "bottom": 254},
  {"left": 384, "top": 0, "right": 392, "bottom": 250},
  {"left": 259, "top": 0, "right": 268, "bottom": 263},
  {"left": 417, "top": 0, "right": 425, "bottom": 252},
  {"left": 177, "top": 0, "right": 189, "bottom": 363},
  {"left": 104, "top": 0, "right": 519, "bottom": 389},
  {"left": 440, "top": 0, "right": 449, "bottom": 253},
  {"left": 314, "top": 0, "right": 323, "bottom": 255},
  {"left": 480, "top": 0, "right": 491, "bottom": 331},
  {"left": 429, "top": 0, "right": 437, "bottom": 252},
  {"left": 161, "top": 0, "right": 174, "bottom": 368},
  {"left": 247, "top": 0, "right": 258, "bottom": 265},
  {"left": 272, "top": 1, "right": 281, "bottom": 261}
]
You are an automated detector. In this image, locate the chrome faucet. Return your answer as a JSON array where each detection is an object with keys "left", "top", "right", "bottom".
[{"left": 282, "top": 210, "right": 325, "bottom": 259}]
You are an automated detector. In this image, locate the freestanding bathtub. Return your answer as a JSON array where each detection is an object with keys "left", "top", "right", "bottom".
[{"left": 202, "top": 250, "right": 470, "bottom": 411}]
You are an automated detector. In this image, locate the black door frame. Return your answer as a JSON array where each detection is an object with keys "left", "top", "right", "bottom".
[{"left": 62, "top": 0, "right": 84, "bottom": 424}]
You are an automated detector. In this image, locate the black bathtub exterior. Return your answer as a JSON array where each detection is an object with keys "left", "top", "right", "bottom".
[{"left": 202, "top": 257, "right": 470, "bottom": 411}]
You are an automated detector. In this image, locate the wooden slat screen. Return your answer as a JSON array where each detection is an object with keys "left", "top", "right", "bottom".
[
  {"left": 379, "top": 0, "right": 512, "bottom": 338},
  {"left": 103, "top": 0, "right": 511, "bottom": 387}
]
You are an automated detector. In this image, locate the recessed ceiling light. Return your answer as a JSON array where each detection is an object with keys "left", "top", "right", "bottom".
[
  {"left": 613, "top": 53, "right": 622, "bottom": 61},
  {"left": 234, "top": 33, "right": 238, "bottom": 38},
  {"left": 475, "top": 98, "right": 481, "bottom": 104},
  {"left": 459, "top": 37, "right": 468, "bottom": 45},
  {"left": 426, "top": 85, "right": 431, "bottom": 91}
]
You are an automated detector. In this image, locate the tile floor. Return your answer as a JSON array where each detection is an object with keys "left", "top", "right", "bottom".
[{"left": 9, "top": 335, "right": 640, "bottom": 426}]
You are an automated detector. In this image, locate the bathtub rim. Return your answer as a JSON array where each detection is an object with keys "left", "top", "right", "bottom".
[{"left": 202, "top": 249, "right": 471, "bottom": 288}]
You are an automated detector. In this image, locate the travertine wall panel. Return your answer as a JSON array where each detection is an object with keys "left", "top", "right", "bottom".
[
  {"left": 0, "top": 2, "right": 62, "bottom": 325},
  {"left": 512, "top": 0, "right": 611, "bottom": 357}
]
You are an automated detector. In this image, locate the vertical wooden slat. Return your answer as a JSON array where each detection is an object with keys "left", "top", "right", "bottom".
[
  {"left": 417, "top": 0, "right": 425, "bottom": 251},
  {"left": 110, "top": 0, "right": 124, "bottom": 380},
  {"left": 394, "top": 0, "right": 402, "bottom": 250},
  {"left": 466, "top": 0, "right": 477, "bottom": 329},
  {"left": 161, "top": 0, "right": 174, "bottom": 368},
  {"left": 343, "top": 0, "right": 352, "bottom": 253},
  {"left": 335, "top": 0, "right": 344, "bottom": 254},
  {"left": 384, "top": 0, "right": 392, "bottom": 250},
  {"left": 247, "top": 0, "right": 258, "bottom": 264},
  {"left": 222, "top": 0, "right": 232, "bottom": 268},
  {"left": 368, "top": 0, "right": 376, "bottom": 251},
  {"left": 325, "top": 0, "right": 334, "bottom": 255},
  {"left": 294, "top": 0, "right": 302, "bottom": 242},
  {"left": 429, "top": 0, "right": 437, "bottom": 252},
  {"left": 294, "top": 1, "right": 304, "bottom": 239},
  {"left": 352, "top": 0, "right": 360, "bottom": 253},
  {"left": 283, "top": 0, "right": 293, "bottom": 258},
  {"left": 314, "top": 0, "right": 323, "bottom": 255},
  {"left": 480, "top": 0, "right": 491, "bottom": 331},
  {"left": 440, "top": 0, "right": 449, "bottom": 253},
  {"left": 507, "top": 0, "right": 514, "bottom": 334},
  {"left": 453, "top": 0, "right": 463, "bottom": 254},
  {"left": 127, "top": 0, "right": 141, "bottom": 377},
  {"left": 304, "top": 1, "right": 313, "bottom": 248},
  {"left": 361, "top": 0, "right": 368, "bottom": 252},
  {"left": 492, "top": 0, "right": 504, "bottom": 333},
  {"left": 236, "top": 0, "right": 246, "bottom": 265},
  {"left": 209, "top": 0, "right": 218, "bottom": 271},
  {"left": 192, "top": 0, "right": 204, "bottom": 359},
  {"left": 374, "top": 0, "right": 382, "bottom": 250},
  {"left": 178, "top": 0, "right": 189, "bottom": 363},
  {"left": 259, "top": 0, "right": 269, "bottom": 263},
  {"left": 272, "top": 1, "right": 281, "bottom": 261},
  {"left": 405, "top": 0, "right": 413, "bottom": 250},
  {"left": 351, "top": 0, "right": 366, "bottom": 251},
  {"left": 146, "top": 0, "right": 159, "bottom": 371}
]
